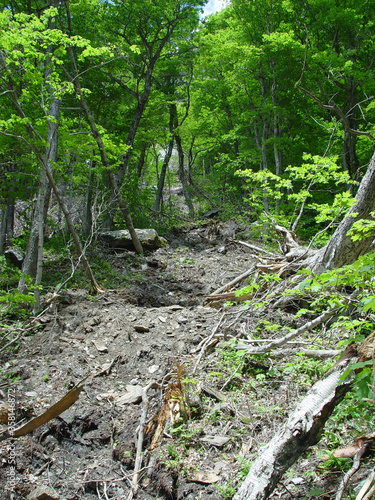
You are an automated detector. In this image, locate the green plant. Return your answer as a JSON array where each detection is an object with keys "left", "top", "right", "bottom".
[
  {"left": 318, "top": 452, "right": 351, "bottom": 473},
  {"left": 5, "top": 371, "right": 20, "bottom": 383},
  {"left": 216, "top": 485, "right": 236, "bottom": 499},
  {"left": 283, "top": 355, "right": 334, "bottom": 386}
]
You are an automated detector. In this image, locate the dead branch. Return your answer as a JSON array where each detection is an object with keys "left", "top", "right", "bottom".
[
  {"left": 335, "top": 437, "right": 375, "bottom": 500},
  {"left": 128, "top": 380, "right": 155, "bottom": 500},
  {"left": 192, "top": 312, "right": 226, "bottom": 374},
  {"left": 207, "top": 265, "right": 256, "bottom": 297},
  {"left": 231, "top": 239, "right": 280, "bottom": 258},
  {"left": 205, "top": 291, "right": 252, "bottom": 302},
  {"left": 234, "top": 347, "right": 358, "bottom": 500},
  {"left": 357, "top": 473, "right": 375, "bottom": 500},
  {"left": 242, "top": 308, "right": 339, "bottom": 356}
]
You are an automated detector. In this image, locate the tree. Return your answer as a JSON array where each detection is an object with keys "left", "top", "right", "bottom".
[{"left": 0, "top": 7, "right": 103, "bottom": 293}]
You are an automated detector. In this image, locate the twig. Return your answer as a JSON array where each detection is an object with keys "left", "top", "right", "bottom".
[
  {"left": 207, "top": 266, "right": 256, "bottom": 297},
  {"left": 192, "top": 312, "right": 226, "bottom": 374},
  {"left": 128, "top": 380, "right": 155, "bottom": 499},
  {"left": 335, "top": 438, "right": 375, "bottom": 500},
  {"left": 243, "top": 308, "right": 339, "bottom": 356},
  {"left": 94, "top": 356, "right": 120, "bottom": 377}
]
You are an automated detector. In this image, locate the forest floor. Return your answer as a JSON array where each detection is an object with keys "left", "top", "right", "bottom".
[{"left": 0, "top": 220, "right": 374, "bottom": 500}]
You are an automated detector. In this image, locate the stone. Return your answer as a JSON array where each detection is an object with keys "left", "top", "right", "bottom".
[
  {"left": 92, "top": 340, "right": 108, "bottom": 353},
  {"left": 200, "top": 435, "right": 230, "bottom": 447},
  {"left": 134, "top": 325, "right": 149, "bottom": 333},
  {"left": 4, "top": 246, "right": 25, "bottom": 269},
  {"left": 148, "top": 364, "right": 159, "bottom": 374},
  {"left": 26, "top": 485, "right": 60, "bottom": 500},
  {"left": 116, "top": 385, "right": 143, "bottom": 405},
  {"left": 99, "top": 229, "right": 168, "bottom": 251},
  {"left": 189, "top": 470, "right": 220, "bottom": 484}
]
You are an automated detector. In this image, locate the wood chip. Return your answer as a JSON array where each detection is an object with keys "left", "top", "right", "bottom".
[
  {"left": 189, "top": 470, "right": 220, "bottom": 484},
  {"left": 134, "top": 325, "right": 150, "bottom": 332}
]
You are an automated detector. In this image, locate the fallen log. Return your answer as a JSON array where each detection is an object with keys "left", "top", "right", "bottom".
[
  {"left": 233, "top": 346, "right": 358, "bottom": 500},
  {"left": 231, "top": 239, "right": 280, "bottom": 258}
]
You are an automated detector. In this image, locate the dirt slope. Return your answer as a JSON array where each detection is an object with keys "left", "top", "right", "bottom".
[{"left": 0, "top": 221, "right": 257, "bottom": 499}]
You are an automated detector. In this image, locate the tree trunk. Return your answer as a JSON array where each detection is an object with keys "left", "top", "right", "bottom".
[
  {"left": 137, "top": 143, "right": 148, "bottom": 178},
  {"left": 33, "top": 96, "right": 59, "bottom": 312},
  {"left": 175, "top": 132, "right": 194, "bottom": 217},
  {"left": 0, "top": 206, "right": 7, "bottom": 254},
  {"left": 5, "top": 196, "right": 14, "bottom": 241},
  {"left": 310, "top": 151, "right": 375, "bottom": 272},
  {"left": 154, "top": 138, "right": 174, "bottom": 214},
  {"left": 234, "top": 348, "right": 357, "bottom": 500},
  {"left": 19, "top": 184, "right": 51, "bottom": 290},
  {"left": 82, "top": 158, "right": 95, "bottom": 236},
  {"left": 66, "top": 45, "right": 143, "bottom": 254},
  {"left": 154, "top": 104, "right": 175, "bottom": 214}
]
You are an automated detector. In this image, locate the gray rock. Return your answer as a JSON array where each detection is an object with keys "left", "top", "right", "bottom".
[
  {"left": 99, "top": 229, "right": 168, "bottom": 251},
  {"left": 26, "top": 485, "right": 60, "bottom": 500},
  {"left": 117, "top": 385, "right": 143, "bottom": 405},
  {"left": 201, "top": 435, "right": 230, "bottom": 447},
  {"left": 4, "top": 246, "right": 24, "bottom": 269}
]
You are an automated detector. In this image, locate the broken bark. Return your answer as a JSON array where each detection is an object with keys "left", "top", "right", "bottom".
[{"left": 234, "top": 347, "right": 358, "bottom": 500}]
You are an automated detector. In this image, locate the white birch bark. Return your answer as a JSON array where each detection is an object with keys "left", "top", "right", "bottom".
[{"left": 234, "top": 349, "right": 357, "bottom": 500}]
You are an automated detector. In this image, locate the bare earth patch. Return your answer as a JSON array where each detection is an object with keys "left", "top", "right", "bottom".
[{"left": 0, "top": 222, "right": 374, "bottom": 500}]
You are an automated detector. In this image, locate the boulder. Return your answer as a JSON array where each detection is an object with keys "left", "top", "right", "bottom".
[
  {"left": 4, "top": 246, "right": 25, "bottom": 269},
  {"left": 99, "top": 229, "right": 168, "bottom": 251}
]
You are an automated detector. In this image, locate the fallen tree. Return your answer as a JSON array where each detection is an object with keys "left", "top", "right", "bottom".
[{"left": 233, "top": 347, "right": 358, "bottom": 500}]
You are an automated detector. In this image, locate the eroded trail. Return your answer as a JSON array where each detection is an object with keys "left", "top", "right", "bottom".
[
  {"left": 3, "top": 221, "right": 372, "bottom": 500},
  {"left": 1, "top": 221, "right": 256, "bottom": 499}
]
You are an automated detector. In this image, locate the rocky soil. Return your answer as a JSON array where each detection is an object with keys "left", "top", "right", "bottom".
[{"left": 0, "top": 220, "right": 373, "bottom": 500}]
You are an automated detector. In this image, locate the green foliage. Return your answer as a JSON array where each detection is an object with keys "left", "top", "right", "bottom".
[
  {"left": 347, "top": 212, "right": 375, "bottom": 242},
  {"left": 0, "top": 257, "right": 35, "bottom": 317},
  {"left": 239, "top": 154, "right": 356, "bottom": 239},
  {"left": 283, "top": 355, "right": 335, "bottom": 386}
]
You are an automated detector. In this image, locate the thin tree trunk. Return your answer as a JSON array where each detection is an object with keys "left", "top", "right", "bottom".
[
  {"left": 154, "top": 105, "right": 175, "bottom": 214},
  {"left": 82, "top": 158, "right": 95, "bottom": 235},
  {"left": 154, "top": 138, "right": 174, "bottom": 214},
  {"left": 0, "top": 206, "right": 6, "bottom": 254},
  {"left": 19, "top": 185, "right": 51, "bottom": 290},
  {"left": 137, "top": 143, "right": 147, "bottom": 178},
  {"left": 234, "top": 348, "right": 357, "bottom": 500},
  {"left": 33, "top": 160, "right": 47, "bottom": 313},
  {"left": 261, "top": 119, "right": 270, "bottom": 213},
  {"left": 175, "top": 133, "right": 194, "bottom": 217},
  {"left": 5, "top": 197, "right": 14, "bottom": 240},
  {"left": 66, "top": 45, "right": 143, "bottom": 254},
  {"left": 311, "top": 151, "right": 375, "bottom": 272},
  {"left": 33, "top": 95, "right": 59, "bottom": 312}
]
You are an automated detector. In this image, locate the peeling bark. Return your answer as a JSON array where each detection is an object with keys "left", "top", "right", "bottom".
[{"left": 310, "top": 151, "right": 375, "bottom": 272}]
